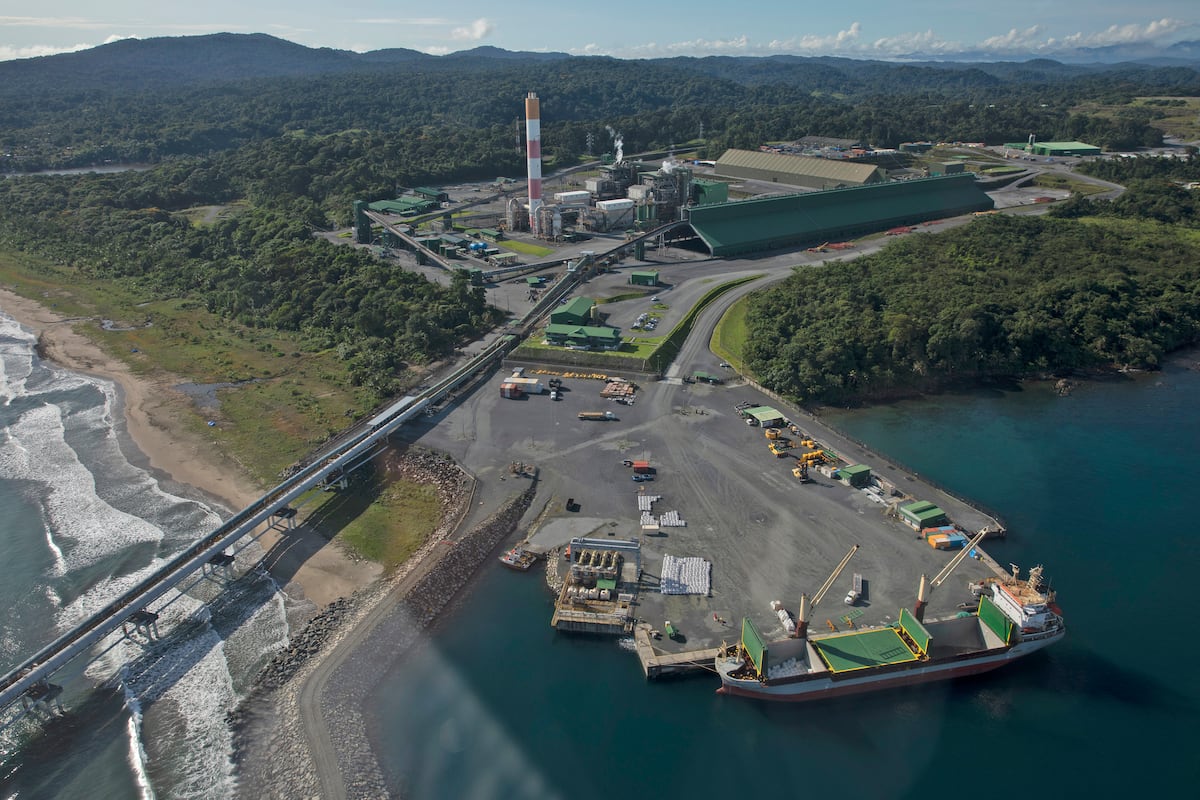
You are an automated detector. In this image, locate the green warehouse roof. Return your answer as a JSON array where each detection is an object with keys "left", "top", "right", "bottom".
[
  {"left": 686, "top": 174, "right": 993, "bottom": 257},
  {"left": 557, "top": 296, "right": 594, "bottom": 318},
  {"left": 747, "top": 406, "right": 785, "bottom": 423},
  {"left": 901, "top": 500, "right": 937, "bottom": 514},
  {"left": 545, "top": 324, "right": 621, "bottom": 341},
  {"left": 1030, "top": 141, "right": 1101, "bottom": 155}
]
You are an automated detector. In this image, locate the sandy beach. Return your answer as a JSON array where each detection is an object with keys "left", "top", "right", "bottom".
[{"left": 0, "top": 287, "right": 380, "bottom": 607}]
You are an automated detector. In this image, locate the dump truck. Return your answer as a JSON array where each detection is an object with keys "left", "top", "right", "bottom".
[{"left": 578, "top": 411, "right": 617, "bottom": 421}]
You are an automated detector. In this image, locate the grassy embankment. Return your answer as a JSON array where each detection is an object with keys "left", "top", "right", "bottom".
[
  {"left": 496, "top": 239, "right": 555, "bottom": 258},
  {"left": 0, "top": 248, "right": 442, "bottom": 568},
  {"left": 710, "top": 294, "right": 752, "bottom": 370}
]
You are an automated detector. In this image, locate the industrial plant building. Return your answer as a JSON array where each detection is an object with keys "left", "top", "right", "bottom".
[
  {"left": 354, "top": 94, "right": 996, "bottom": 264},
  {"left": 714, "top": 149, "right": 885, "bottom": 189}
]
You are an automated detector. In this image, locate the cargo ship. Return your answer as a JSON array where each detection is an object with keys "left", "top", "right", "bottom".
[{"left": 715, "top": 565, "right": 1063, "bottom": 702}]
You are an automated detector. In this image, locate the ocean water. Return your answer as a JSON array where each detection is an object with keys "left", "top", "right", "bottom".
[
  {"left": 0, "top": 312, "right": 293, "bottom": 800},
  {"left": 368, "top": 363, "right": 1200, "bottom": 798}
]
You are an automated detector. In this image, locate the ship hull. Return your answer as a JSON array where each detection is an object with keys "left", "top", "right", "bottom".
[{"left": 717, "top": 628, "right": 1062, "bottom": 702}]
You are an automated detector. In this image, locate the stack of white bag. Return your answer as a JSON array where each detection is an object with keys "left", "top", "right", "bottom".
[
  {"left": 660, "top": 554, "right": 712, "bottom": 595},
  {"left": 770, "top": 600, "right": 796, "bottom": 633}
]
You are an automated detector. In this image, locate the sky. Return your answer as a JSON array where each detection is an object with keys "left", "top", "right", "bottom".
[{"left": 0, "top": 2, "right": 1197, "bottom": 62}]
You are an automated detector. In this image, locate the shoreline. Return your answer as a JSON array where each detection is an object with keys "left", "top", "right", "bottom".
[{"left": 0, "top": 286, "right": 379, "bottom": 608}]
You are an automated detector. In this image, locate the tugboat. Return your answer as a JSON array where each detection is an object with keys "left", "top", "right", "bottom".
[{"left": 499, "top": 546, "right": 538, "bottom": 571}]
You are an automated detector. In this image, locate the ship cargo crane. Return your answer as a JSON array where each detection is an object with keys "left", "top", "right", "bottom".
[
  {"left": 913, "top": 529, "right": 988, "bottom": 622},
  {"left": 794, "top": 544, "right": 859, "bottom": 639}
]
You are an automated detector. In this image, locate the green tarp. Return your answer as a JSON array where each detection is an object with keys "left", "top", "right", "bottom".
[{"left": 741, "top": 617, "right": 767, "bottom": 675}]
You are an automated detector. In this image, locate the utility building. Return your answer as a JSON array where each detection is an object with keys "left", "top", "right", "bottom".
[{"left": 629, "top": 270, "right": 660, "bottom": 287}]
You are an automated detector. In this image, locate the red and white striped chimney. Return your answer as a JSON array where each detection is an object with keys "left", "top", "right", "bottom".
[{"left": 525, "top": 92, "right": 542, "bottom": 236}]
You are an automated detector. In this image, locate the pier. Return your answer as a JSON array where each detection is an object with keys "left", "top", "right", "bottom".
[{"left": 633, "top": 624, "right": 721, "bottom": 679}]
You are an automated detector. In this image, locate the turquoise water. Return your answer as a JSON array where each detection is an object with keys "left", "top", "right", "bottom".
[{"left": 369, "top": 364, "right": 1200, "bottom": 798}]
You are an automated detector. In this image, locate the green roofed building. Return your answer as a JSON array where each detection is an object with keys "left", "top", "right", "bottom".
[
  {"left": 629, "top": 270, "right": 660, "bottom": 286},
  {"left": 1030, "top": 141, "right": 1101, "bottom": 157},
  {"left": 550, "top": 297, "right": 596, "bottom": 326},
  {"left": 744, "top": 406, "right": 785, "bottom": 427},
  {"left": 544, "top": 324, "right": 622, "bottom": 350},
  {"left": 368, "top": 197, "right": 438, "bottom": 216},
  {"left": 839, "top": 463, "right": 873, "bottom": 488},
  {"left": 685, "top": 174, "right": 993, "bottom": 257},
  {"left": 899, "top": 500, "right": 949, "bottom": 530},
  {"left": 692, "top": 178, "right": 729, "bottom": 205},
  {"left": 413, "top": 187, "right": 450, "bottom": 203}
]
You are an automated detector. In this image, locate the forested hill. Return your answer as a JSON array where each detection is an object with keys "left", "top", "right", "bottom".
[
  {"left": 2, "top": 33, "right": 1198, "bottom": 173},
  {"left": 2, "top": 32, "right": 1197, "bottom": 96}
]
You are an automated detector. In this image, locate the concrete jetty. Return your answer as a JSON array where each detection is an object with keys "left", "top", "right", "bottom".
[{"left": 633, "top": 624, "right": 721, "bottom": 680}]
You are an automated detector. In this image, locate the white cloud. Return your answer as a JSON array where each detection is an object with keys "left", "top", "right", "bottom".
[
  {"left": 0, "top": 42, "right": 94, "bottom": 60},
  {"left": 979, "top": 25, "right": 1044, "bottom": 51},
  {"left": 768, "top": 22, "right": 864, "bottom": 53},
  {"left": 1057, "top": 17, "right": 1188, "bottom": 48},
  {"left": 451, "top": 18, "right": 493, "bottom": 42},
  {"left": 869, "top": 29, "right": 962, "bottom": 55}
]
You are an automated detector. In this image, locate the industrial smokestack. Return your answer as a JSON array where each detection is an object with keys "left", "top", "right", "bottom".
[{"left": 525, "top": 92, "right": 543, "bottom": 236}]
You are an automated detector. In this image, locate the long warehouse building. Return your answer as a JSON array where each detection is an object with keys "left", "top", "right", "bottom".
[
  {"left": 715, "top": 148, "right": 884, "bottom": 189},
  {"left": 683, "top": 174, "right": 993, "bottom": 257}
]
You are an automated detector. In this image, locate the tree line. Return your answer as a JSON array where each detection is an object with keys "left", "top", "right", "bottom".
[{"left": 743, "top": 204, "right": 1200, "bottom": 404}]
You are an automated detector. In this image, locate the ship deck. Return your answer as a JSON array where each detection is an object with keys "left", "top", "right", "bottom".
[{"left": 811, "top": 628, "right": 919, "bottom": 674}]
